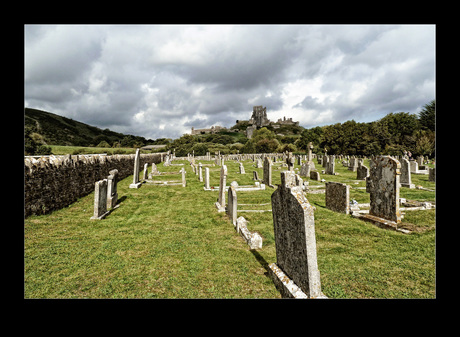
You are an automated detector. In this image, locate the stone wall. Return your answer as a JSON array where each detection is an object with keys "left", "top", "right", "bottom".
[{"left": 24, "top": 153, "right": 164, "bottom": 217}]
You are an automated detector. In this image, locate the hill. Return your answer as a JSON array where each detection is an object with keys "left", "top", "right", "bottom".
[{"left": 25, "top": 108, "right": 154, "bottom": 151}]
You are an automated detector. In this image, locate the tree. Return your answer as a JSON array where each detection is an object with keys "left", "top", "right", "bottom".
[{"left": 418, "top": 100, "right": 435, "bottom": 131}]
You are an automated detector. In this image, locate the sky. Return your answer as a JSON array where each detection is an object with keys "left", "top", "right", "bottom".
[{"left": 24, "top": 24, "right": 435, "bottom": 140}]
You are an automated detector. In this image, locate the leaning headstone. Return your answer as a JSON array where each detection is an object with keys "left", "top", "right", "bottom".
[
  {"left": 366, "top": 156, "right": 401, "bottom": 223},
  {"left": 325, "top": 181, "right": 350, "bottom": 214},
  {"left": 263, "top": 157, "right": 273, "bottom": 187},
  {"left": 269, "top": 171, "right": 326, "bottom": 298},
  {"left": 253, "top": 170, "right": 260, "bottom": 181},
  {"left": 106, "top": 169, "right": 119, "bottom": 209},
  {"left": 91, "top": 179, "right": 109, "bottom": 220},
  {"left": 215, "top": 165, "right": 227, "bottom": 212},
  {"left": 400, "top": 158, "right": 415, "bottom": 188},
  {"left": 129, "top": 148, "right": 142, "bottom": 188}
]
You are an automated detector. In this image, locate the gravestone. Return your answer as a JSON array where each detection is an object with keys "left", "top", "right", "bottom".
[
  {"left": 325, "top": 156, "right": 336, "bottom": 175},
  {"left": 356, "top": 163, "right": 369, "bottom": 180},
  {"left": 227, "top": 181, "right": 238, "bottom": 226},
  {"left": 239, "top": 162, "right": 245, "bottom": 174},
  {"left": 263, "top": 157, "right": 273, "bottom": 187},
  {"left": 181, "top": 167, "right": 186, "bottom": 187},
  {"left": 310, "top": 170, "right": 321, "bottom": 181},
  {"left": 366, "top": 156, "right": 401, "bottom": 223},
  {"left": 325, "top": 181, "right": 350, "bottom": 214},
  {"left": 429, "top": 167, "right": 435, "bottom": 182},
  {"left": 106, "top": 169, "right": 119, "bottom": 209},
  {"left": 199, "top": 163, "right": 203, "bottom": 182},
  {"left": 400, "top": 158, "right": 415, "bottom": 188},
  {"left": 215, "top": 165, "right": 228, "bottom": 212},
  {"left": 269, "top": 171, "right": 325, "bottom": 298},
  {"left": 204, "top": 167, "right": 210, "bottom": 189},
  {"left": 148, "top": 163, "right": 160, "bottom": 178},
  {"left": 91, "top": 179, "right": 109, "bottom": 220},
  {"left": 253, "top": 170, "right": 260, "bottom": 181},
  {"left": 300, "top": 162, "right": 311, "bottom": 178},
  {"left": 129, "top": 148, "right": 142, "bottom": 188},
  {"left": 143, "top": 163, "right": 149, "bottom": 181}
]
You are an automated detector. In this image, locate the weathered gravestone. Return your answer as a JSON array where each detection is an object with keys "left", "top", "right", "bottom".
[
  {"left": 263, "top": 156, "right": 273, "bottom": 187},
  {"left": 310, "top": 170, "right": 321, "bottom": 181},
  {"left": 356, "top": 162, "right": 369, "bottom": 180},
  {"left": 91, "top": 179, "right": 109, "bottom": 220},
  {"left": 400, "top": 158, "right": 415, "bottom": 188},
  {"left": 253, "top": 170, "right": 260, "bottom": 181},
  {"left": 325, "top": 181, "right": 350, "bottom": 214},
  {"left": 106, "top": 169, "right": 119, "bottom": 209},
  {"left": 325, "top": 156, "right": 336, "bottom": 175},
  {"left": 429, "top": 167, "right": 435, "bottom": 182},
  {"left": 215, "top": 165, "right": 228, "bottom": 212},
  {"left": 148, "top": 163, "right": 160, "bottom": 178},
  {"left": 129, "top": 148, "right": 142, "bottom": 188},
  {"left": 227, "top": 181, "right": 238, "bottom": 226},
  {"left": 366, "top": 156, "right": 401, "bottom": 223},
  {"left": 269, "top": 171, "right": 326, "bottom": 298},
  {"left": 299, "top": 162, "right": 311, "bottom": 178},
  {"left": 143, "top": 163, "right": 149, "bottom": 181},
  {"left": 199, "top": 163, "right": 203, "bottom": 182}
]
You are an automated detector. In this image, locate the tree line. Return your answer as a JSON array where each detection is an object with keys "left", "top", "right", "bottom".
[{"left": 295, "top": 100, "right": 435, "bottom": 157}]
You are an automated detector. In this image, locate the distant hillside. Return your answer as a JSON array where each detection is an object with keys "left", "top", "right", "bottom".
[{"left": 24, "top": 108, "right": 149, "bottom": 147}]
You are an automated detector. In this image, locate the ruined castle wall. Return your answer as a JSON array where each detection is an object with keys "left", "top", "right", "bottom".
[{"left": 24, "top": 153, "right": 164, "bottom": 217}]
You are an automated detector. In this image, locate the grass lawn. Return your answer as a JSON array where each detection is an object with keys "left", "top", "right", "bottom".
[{"left": 24, "top": 157, "right": 435, "bottom": 298}]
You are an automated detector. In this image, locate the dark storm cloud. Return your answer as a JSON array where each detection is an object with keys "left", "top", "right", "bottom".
[{"left": 25, "top": 24, "right": 435, "bottom": 140}]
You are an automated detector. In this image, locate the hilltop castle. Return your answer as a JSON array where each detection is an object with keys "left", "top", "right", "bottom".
[{"left": 237, "top": 106, "right": 299, "bottom": 138}]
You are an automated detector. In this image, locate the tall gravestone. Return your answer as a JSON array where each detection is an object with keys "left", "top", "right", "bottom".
[
  {"left": 227, "top": 181, "right": 238, "bottom": 226},
  {"left": 204, "top": 167, "right": 210, "bottom": 190},
  {"left": 129, "top": 148, "right": 142, "bottom": 188},
  {"left": 366, "top": 156, "right": 401, "bottom": 223},
  {"left": 215, "top": 165, "right": 227, "bottom": 212},
  {"left": 106, "top": 169, "right": 119, "bottom": 209},
  {"left": 269, "top": 171, "right": 326, "bottom": 298},
  {"left": 400, "top": 158, "right": 414, "bottom": 188},
  {"left": 263, "top": 156, "right": 273, "bottom": 187}
]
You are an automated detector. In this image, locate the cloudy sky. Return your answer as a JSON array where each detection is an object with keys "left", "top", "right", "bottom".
[{"left": 25, "top": 24, "right": 435, "bottom": 140}]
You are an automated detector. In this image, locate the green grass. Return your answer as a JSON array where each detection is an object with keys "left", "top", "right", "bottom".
[
  {"left": 24, "top": 158, "right": 435, "bottom": 298},
  {"left": 48, "top": 145, "right": 139, "bottom": 155}
]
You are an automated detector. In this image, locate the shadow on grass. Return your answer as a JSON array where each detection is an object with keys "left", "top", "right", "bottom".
[{"left": 250, "top": 249, "right": 270, "bottom": 276}]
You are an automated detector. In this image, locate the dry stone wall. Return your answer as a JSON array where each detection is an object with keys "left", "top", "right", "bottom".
[{"left": 24, "top": 153, "right": 163, "bottom": 217}]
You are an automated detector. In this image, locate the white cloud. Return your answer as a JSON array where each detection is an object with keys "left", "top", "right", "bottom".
[{"left": 25, "top": 24, "right": 435, "bottom": 140}]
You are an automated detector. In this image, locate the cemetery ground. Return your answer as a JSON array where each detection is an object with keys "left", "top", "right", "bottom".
[{"left": 24, "top": 158, "right": 435, "bottom": 298}]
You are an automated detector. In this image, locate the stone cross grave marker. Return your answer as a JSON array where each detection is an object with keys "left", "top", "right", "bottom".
[{"left": 269, "top": 170, "right": 326, "bottom": 298}]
